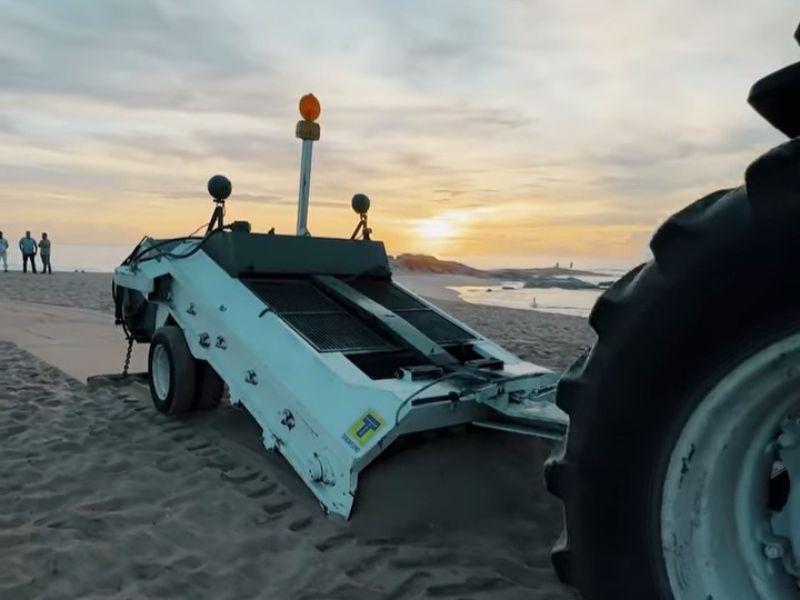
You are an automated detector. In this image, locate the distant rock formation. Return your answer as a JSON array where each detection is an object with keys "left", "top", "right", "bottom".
[
  {"left": 389, "top": 254, "right": 483, "bottom": 276},
  {"left": 488, "top": 266, "right": 602, "bottom": 278},
  {"left": 522, "top": 276, "right": 597, "bottom": 290},
  {"left": 391, "top": 254, "right": 602, "bottom": 276}
]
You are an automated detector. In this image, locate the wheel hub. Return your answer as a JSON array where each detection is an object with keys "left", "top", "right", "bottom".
[
  {"left": 767, "top": 416, "right": 800, "bottom": 580},
  {"left": 661, "top": 331, "right": 800, "bottom": 599},
  {"left": 151, "top": 344, "right": 171, "bottom": 401}
]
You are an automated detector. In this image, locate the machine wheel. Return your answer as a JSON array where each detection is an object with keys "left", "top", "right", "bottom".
[
  {"left": 545, "top": 139, "right": 800, "bottom": 599},
  {"left": 148, "top": 326, "right": 197, "bottom": 415},
  {"left": 194, "top": 361, "right": 225, "bottom": 410}
]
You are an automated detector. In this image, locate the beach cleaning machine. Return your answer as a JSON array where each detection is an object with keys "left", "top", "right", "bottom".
[{"left": 112, "top": 93, "right": 567, "bottom": 519}]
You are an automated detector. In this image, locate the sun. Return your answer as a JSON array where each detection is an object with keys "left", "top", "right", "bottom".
[{"left": 418, "top": 218, "right": 457, "bottom": 240}]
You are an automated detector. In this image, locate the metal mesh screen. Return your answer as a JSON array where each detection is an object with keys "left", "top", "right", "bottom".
[
  {"left": 244, "top": 279, "right": 396, "bottom": 353},
  {"left": 352, "top": 280, "right": 474, "bottom": 344},
  {"left": 244, "top": 277, "right": 473, "bottom": 353},
  {"left": 246, "top": 280, "right": 341, "bottom": 313},
  {"left": 399, "top": 310, "right": 475, "bottom": 344},
  {"left": 350, "top": 280, "right": 426, "bottom": 310},
  {"left": 283, "top": 313, "right": 394, "bottom": 353}
]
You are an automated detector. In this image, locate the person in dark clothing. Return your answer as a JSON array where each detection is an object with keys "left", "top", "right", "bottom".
[
  {"left": 19, "top": 231, "right": 37, "bottom": 273},
  {"left": 0, "top": 232, "right": 7, "bottom": 272},
  {"left": 39, "top": 232, "right": 52, "bottom": 274}
]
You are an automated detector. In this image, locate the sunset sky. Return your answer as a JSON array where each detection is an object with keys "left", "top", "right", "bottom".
[{"left": 1, "top": 1, "right": 797, "bottom": 268}]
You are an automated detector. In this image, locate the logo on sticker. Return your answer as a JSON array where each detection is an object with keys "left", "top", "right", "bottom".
[{"left": 343, "top": 410, "right": 385, "bottom": 451}]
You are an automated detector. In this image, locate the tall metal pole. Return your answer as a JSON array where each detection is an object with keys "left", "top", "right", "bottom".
[
  {"left": 296, "top": 139, "right": 314, "bottom": 236},
  {"left": 295, "top": 94, "right": 321, "bottom": 236}
]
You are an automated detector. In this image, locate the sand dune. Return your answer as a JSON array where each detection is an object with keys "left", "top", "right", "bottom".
[{"left": 0, "top": 272, "right": 590, "bottom": 599}]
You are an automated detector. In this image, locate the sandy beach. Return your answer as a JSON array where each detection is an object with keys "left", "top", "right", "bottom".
[{"left": 0, "top": 271, "right": 593, "bottom": 599}]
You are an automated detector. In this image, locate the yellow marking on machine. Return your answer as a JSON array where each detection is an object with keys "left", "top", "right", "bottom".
[{"left": 345, "top": 410, "right": 386, "bottom": 449}]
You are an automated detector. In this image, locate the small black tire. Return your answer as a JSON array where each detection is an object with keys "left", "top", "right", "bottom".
[
  {"left": 148, "top": 326, "right": 197, "bottom": 415},
  {"left": 544, "top": 139, "right": 800, "bottom": 598},
  {"left": 194, "top": 361, "right": 225, "bottom": 410}
]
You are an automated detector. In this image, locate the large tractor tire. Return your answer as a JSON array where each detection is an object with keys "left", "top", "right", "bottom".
[
  {"left": 148, "top": 326, "right": 197, "bottom": 415},
  {"left": 545, "top": 139, "right": 800, "bottom": 598},
  {"left": 194, "top": 361, "right": 225, "bottom": 410}
]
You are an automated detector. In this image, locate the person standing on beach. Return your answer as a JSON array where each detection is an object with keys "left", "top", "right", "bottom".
[
  {"left": 19, "top": 231, "right": 37, "bottom": 273},
  {"left": 39, "top": 233, "right": 52, "bottom": 274},
  {"left": 0, "top": 232, "right": 7, "bottom": 272}
]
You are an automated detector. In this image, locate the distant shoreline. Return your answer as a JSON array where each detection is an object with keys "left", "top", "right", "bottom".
[{"left": 391, "top": 253, "right": 610, "bottom": 279}]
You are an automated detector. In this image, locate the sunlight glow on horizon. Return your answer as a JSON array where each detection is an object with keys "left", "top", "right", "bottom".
[{"left": 417, "top": 217, "right": 459, "bottom": 241}]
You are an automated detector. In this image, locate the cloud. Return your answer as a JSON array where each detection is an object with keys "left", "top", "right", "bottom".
[{"left": 0, "top": 1, "right": 260, "bottom": 106}]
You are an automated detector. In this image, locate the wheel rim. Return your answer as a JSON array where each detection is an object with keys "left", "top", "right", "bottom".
[
  {"left": 662, "top": 331, "right": 800, "bottom": 599},
  {"left": 151, "top": 344, "right": 171, "bottom": 401}
]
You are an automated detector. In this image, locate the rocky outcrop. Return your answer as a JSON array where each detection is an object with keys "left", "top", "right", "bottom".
[
  {"left": 389, "top": 254, "right": 484, "bottom": 276},
  {"left": 522, "top": 276, "right": 598, "bottom": 290}
]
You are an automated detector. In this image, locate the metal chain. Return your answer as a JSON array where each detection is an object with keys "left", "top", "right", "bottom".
[{"left": 122, "top": 337, "right": 134, "bottom": 377}]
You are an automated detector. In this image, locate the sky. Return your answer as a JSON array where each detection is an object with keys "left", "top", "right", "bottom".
[{"left": 0, "top": 1, "right": 797, "bottom": 269}]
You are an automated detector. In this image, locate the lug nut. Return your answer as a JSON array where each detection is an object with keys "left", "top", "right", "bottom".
[{"left": 764, "top": 543, "right": 784, "bottom": 559}]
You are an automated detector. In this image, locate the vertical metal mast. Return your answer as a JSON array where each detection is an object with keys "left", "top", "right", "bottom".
[{"left": 295, "top": 94, "right": 321, "bottom": 236}]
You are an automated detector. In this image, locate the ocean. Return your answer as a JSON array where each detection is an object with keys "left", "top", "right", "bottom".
[{"left": 449, "top": 270, "right": 630, "bottom": 318}]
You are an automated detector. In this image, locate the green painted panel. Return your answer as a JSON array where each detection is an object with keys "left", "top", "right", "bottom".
[{"left": 201, "top": 231, "right": 391, "bottom": 278}]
